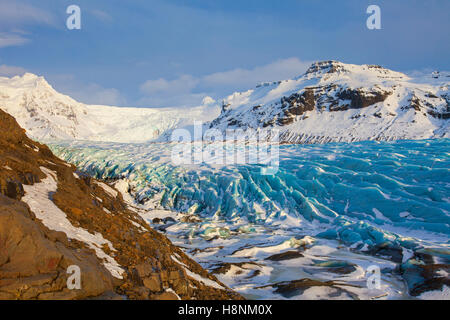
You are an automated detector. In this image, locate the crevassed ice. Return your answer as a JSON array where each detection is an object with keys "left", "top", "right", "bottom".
[{"left": 49, "top": 139, "right": 450, "bottom": 251}]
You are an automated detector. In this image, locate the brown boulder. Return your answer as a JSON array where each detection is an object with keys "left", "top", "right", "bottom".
[
  {"left": 150, "top": 291, "right": 179, "bottom": 300},
  {"left": 143, "top": 275, "right": 162, "bottom": 292},
  {"left": 0, "top": 194, "right": 116, "bottom": 299}
]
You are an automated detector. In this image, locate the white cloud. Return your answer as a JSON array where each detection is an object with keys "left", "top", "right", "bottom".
[
  {"left": 203, "top": 57, "right": 311, "bottom": 88},
  {"left": 138, "top": 92, "right": 208, "bottom": 108},
  {"left": 0, "top": 33, "right": 29, "bottom": 48},
  {"left": 139, "top": 74, "right": 204, "bottom": 107},
  {"left": 48, "top": 74, "right": 127, "bottom": 106},
  {"left": 90, "top": 9, "right": 113, "bottom": 23},
  {"left": 0, "top": 64, "right": 27, "bottom": 77},
  {"left": 0, "top": 1, "right": 56, "bottom": 48},
  {"left": 138, "top": 57, "right": 311, "bottom": 107},
  {"left": 83, "top": 85, "right": 125, "bottom": 106},
  {"left": 202, "top": 96, "right": 216, "bottom": 105},
  {"left": 140, "top": 74, "right": 199, "bottom": 95},
  {"left": 0, "top": 1, "right": 55, "bottom": 27}
]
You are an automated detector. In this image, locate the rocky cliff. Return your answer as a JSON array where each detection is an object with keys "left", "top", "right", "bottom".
[{"left": 0, "top": 109, "right": 241, "bottom": 300}]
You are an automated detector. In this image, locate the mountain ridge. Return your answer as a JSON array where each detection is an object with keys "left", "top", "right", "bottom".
[
  {"left": 0, "top": 73, "right": 219, "bottom": 142},
  {"left": 0, "top": 61, "right": 448, "bottom": 144},
  {"left": 206, "top": 61, "right": 449, "bottom": 144}
]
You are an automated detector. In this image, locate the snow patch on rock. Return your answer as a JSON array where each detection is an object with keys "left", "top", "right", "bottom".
[{"left": 21, "top": 167, "right": 124, "bottom": 279}]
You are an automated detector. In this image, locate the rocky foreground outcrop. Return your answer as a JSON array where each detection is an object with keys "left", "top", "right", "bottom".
[{"left": 0, "top": 109, "right": 241, "bottom": 300}]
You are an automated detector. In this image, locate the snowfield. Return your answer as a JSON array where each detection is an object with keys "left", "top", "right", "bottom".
[
  {"left": 0, "top": 61, "right": 448, "bottom": 144},
  {"left": 0, "top": 73, "right": 219, "bottom": 142}
]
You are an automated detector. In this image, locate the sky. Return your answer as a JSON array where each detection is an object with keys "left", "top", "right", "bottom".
[{"left": 0, "top": 0, "right": 449, "bottom": 108}]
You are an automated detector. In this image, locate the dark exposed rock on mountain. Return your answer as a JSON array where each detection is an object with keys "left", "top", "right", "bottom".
[
  {"left": 207, "top": 61, "right": 449, "bottom": 144},
  {"left": 276, "top": 89, "right": 315, "bottom": 126},
  {"left": 335, "top": 87, "right": 392, "bottom": 110}
]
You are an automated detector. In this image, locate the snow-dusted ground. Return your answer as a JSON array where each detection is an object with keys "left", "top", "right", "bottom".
[
  {"left": 49, "top": 139, "right": 450, "bottom": 299},
  {"left": 22, "top": 167, "right": 124, "bottom": 279},
  {"left": 163, "top": 224, "right": 407, "bottom": 300}
]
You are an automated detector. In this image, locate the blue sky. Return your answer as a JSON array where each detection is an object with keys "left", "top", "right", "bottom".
[{"left": 0, "top": 0, "right": 449, "bottom": 107}]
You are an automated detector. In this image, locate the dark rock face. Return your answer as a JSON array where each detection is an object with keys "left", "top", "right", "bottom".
[
  {"left": 282, "top": 89, "right": 316, "bottom": 116},
  {"left": 272, "top": 85, "right": 391, "bottom": 126},
  {"left": 398, "top": 248, "right": 450, "bottom": 297},
  {"left": 336, "top": 88, "right": 392, "bottom": 110},
  {"left": 428, "top": 110, "right": 450, "bottom": 120},
  {"left": 0, "top": 109, "right": 242, "bottom": 300},
  {"left": 276, "top": 89, "right": 316, "bottom": 126},
  {"left": 0, "top": 179, "right": 24, "bottom": 200},
  {"left": 259, "top": 89, "right": 317, "bottom": 127},
  {"left": 211, "top": 262, "right": 261, "bottom": 275},
  {"left": 313, "top": 261, "right": 357, "bottom": 275},
  {"left": 367, "top": 242, "right": 404, "bottom": 264},
  {"left": 263, "top": 278, "right": 359, "bottom": 299},
  {"left": 265, "top": 251, "right": 304, "bottom": 261},
  {"left": 218, "top": 83, "right": 395, "bottom": 132},
  {"left": 401, "top": 94, "right": 450, "bottom": 119},
  {"left": 304, "top": 61, "right": 348, "bottom": 75},
  {"left": 409, "top": 96, "right": 423, "bottom": 111}
]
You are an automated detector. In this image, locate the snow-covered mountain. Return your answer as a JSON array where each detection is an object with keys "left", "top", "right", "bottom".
[
  {"left": 0, "top": 61, "right": 448, "bottom": 144},
  {"left": 0, "top": 73, "right": 219, "bottom": 142},
  {"left": 207, "top": 61, "right": 449, "bottom": 143}
]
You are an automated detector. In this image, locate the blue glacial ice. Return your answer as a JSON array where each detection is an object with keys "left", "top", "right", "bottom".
[
  {"left": 49, "top": 139, "right": 450, "bottom": 299},
  {"left": 50, "top": 139, "right": 450, "bottom": 248}
]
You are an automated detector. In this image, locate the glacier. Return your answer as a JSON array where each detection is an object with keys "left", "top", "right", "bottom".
[
  {"left": 0, "top": 73, "right": 220, "bottom": 142},
  {"left": 2, "top": 61, "right": 448, "bottom": 299},
  {"left": 49, "top": 138, "right": 450, "bottom": 299},
  {"left": 1, "top": 61, "right": 448, "bottom": 145}
]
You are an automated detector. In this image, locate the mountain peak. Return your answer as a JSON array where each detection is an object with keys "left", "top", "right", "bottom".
[
  {"left": 302, "top": 60, "right": 409, "bottom": 82},
  {"left": 21, "top": 72, "right": 39, "bottom": 80},
  {"left": 304, "top": 60, "right": 348, "bottom": 75},
  {"left": 1, "top": 72, "right": 52, "bottom": 89},
  {"left": 22, "top": 72, "right": 51, "bottom": 88}
]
